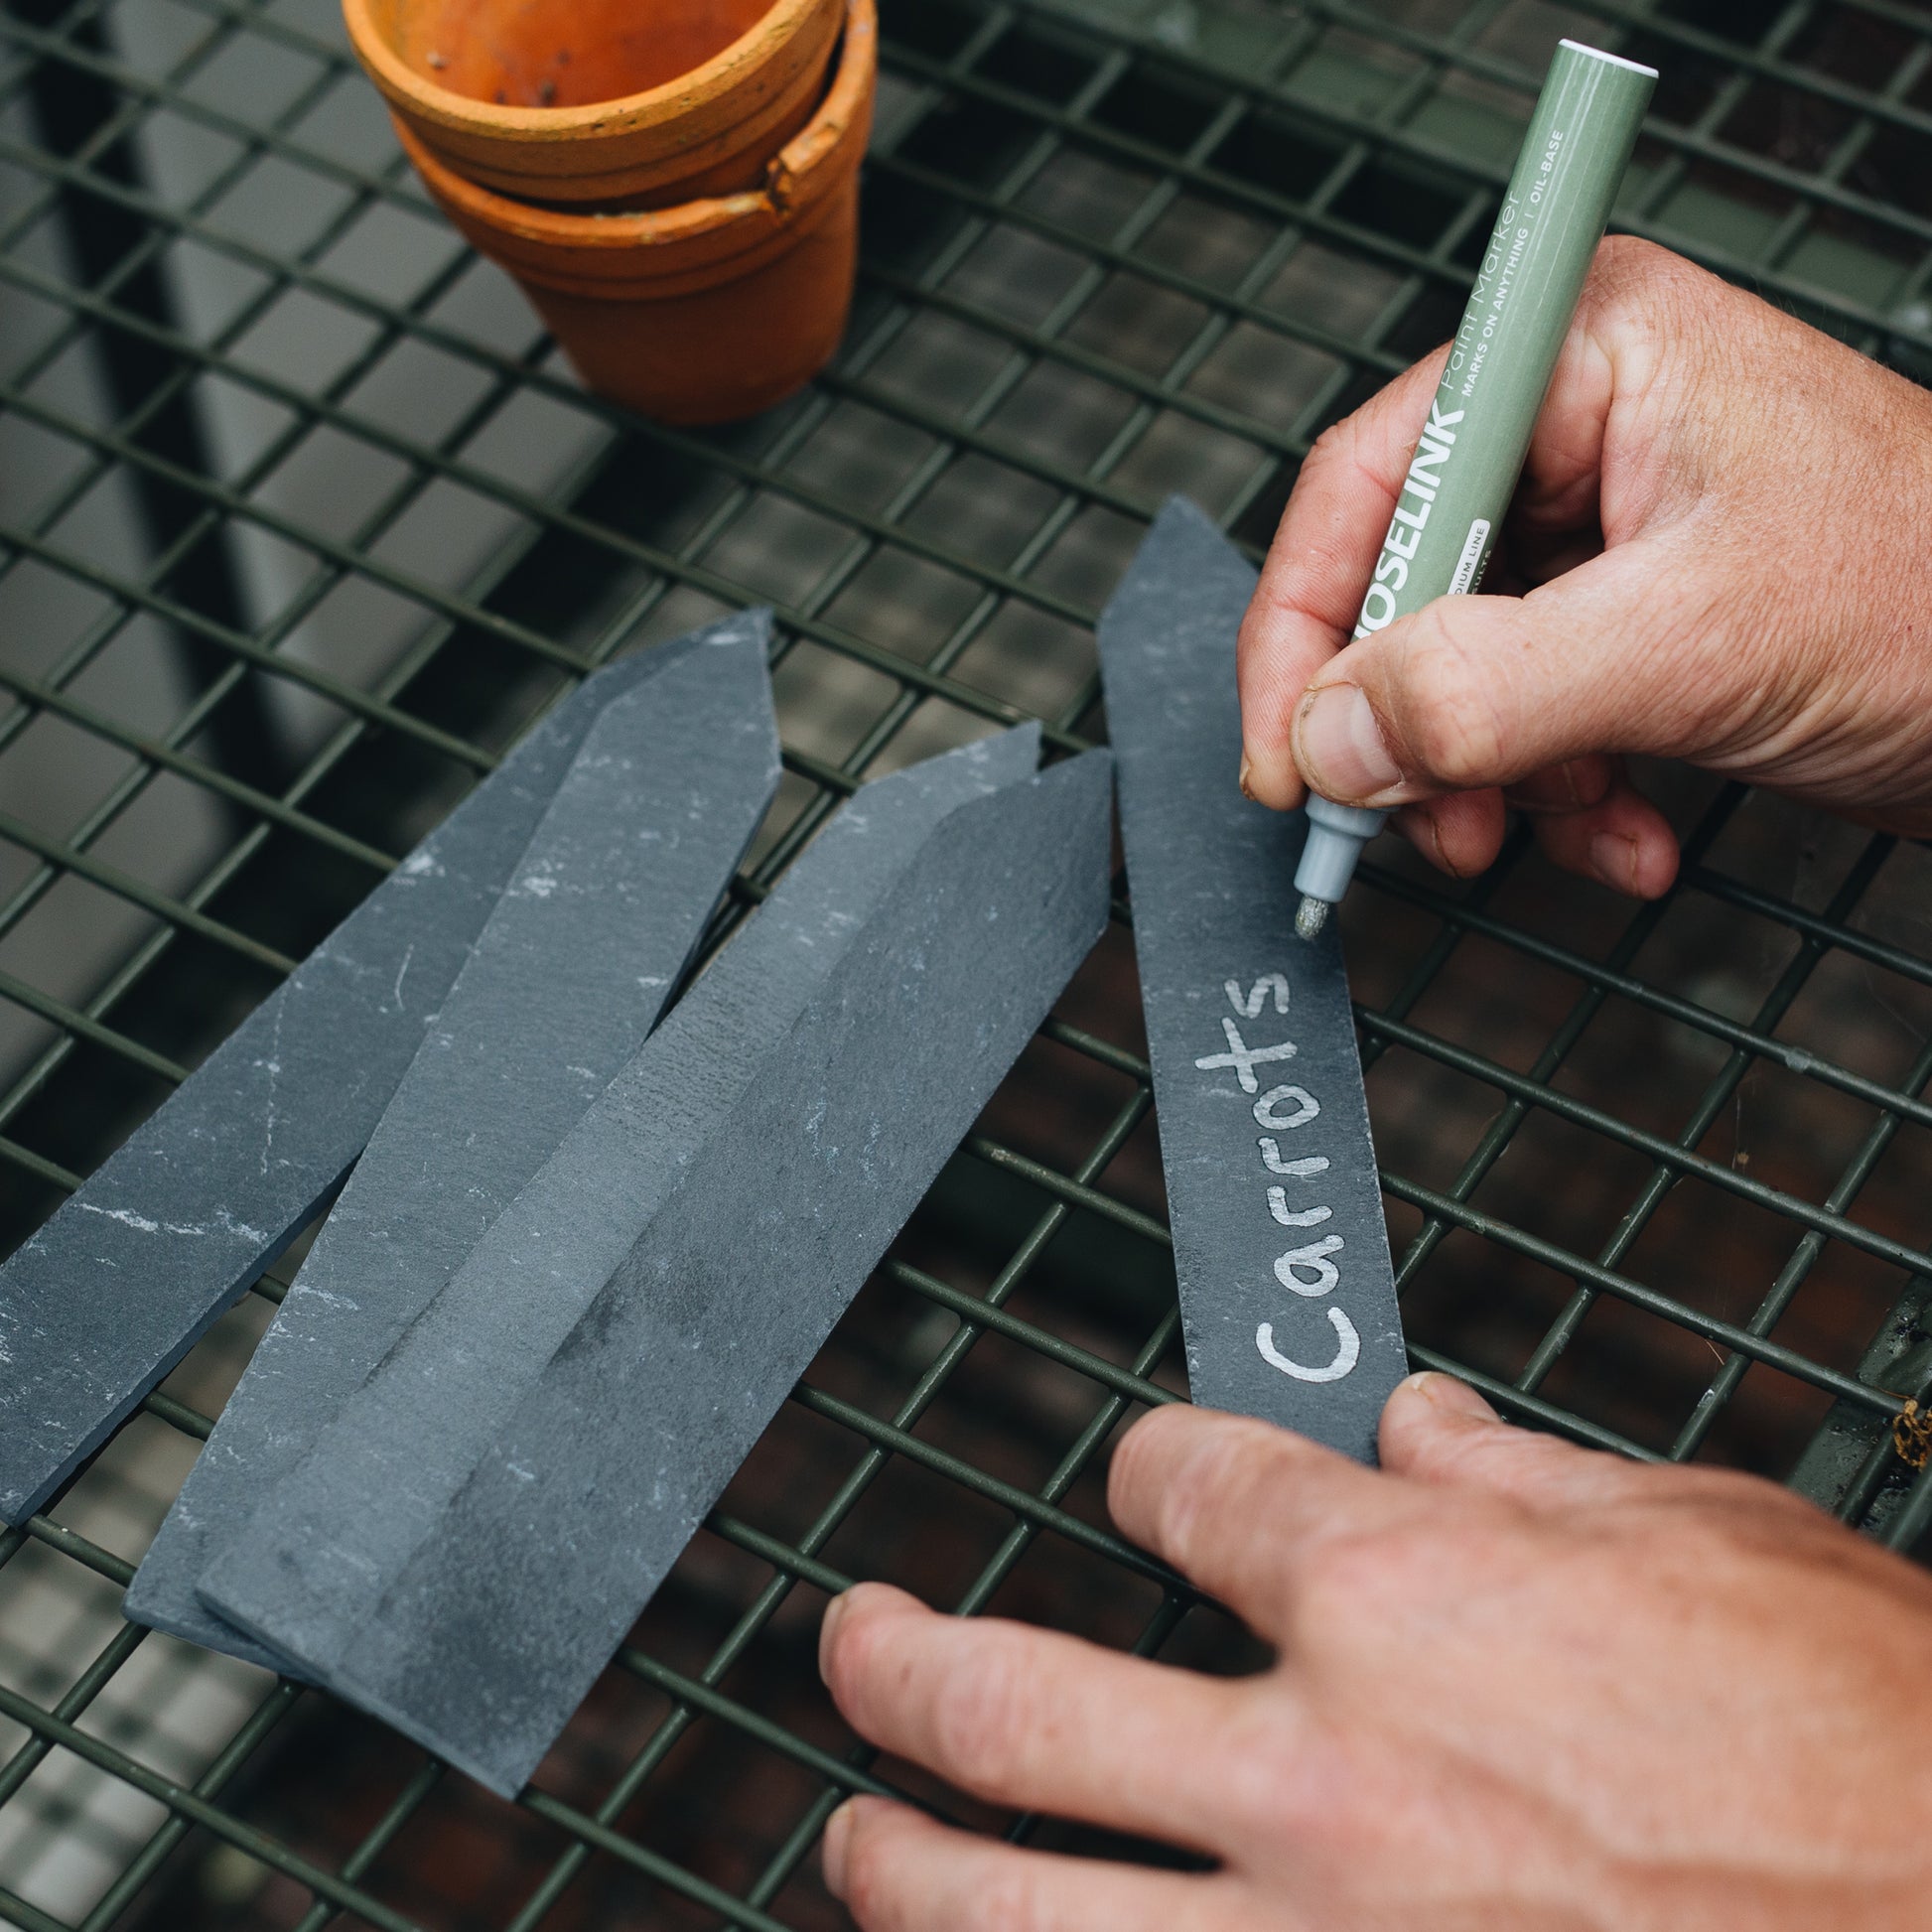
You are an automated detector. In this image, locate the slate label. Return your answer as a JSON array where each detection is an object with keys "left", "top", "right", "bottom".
[
  {"left": 0, "top": 635, "right": 702, "bottom": 1528},
  {"left": 123, "top": 615, "right": 780, "bottom": 1666},
  {"left": 1098, "top": 498, "right": 1407, "bottom": 1461}
]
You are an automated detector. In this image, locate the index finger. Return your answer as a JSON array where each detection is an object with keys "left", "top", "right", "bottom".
[
  {"left": 1107, "top": 1405, "right": 1410, "bottom": 1643},
  {"left": 1236, "top": 346, "right": 1447, "bottom": 810},
  {"left": 820, "top": 1582, "right": 1253, "bottom": 1854}
]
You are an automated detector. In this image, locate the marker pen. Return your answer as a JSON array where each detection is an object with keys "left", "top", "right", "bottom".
[{"left": 1293, "top": 39, "right": 1656, "bottom": 941}]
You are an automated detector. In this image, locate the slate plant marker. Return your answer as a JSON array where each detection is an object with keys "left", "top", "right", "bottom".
[
  {"left": 123, "top": 615, "right": 780, "bottom": 1667},
  {"left": 0, "top": 633, "right": 731, "bottom": 1529},
  {"left": 1098, "top": 498, "right": 1406, "bottom": 1462},
  {"left": 197, "top": 726, "right": 1044, "bottom": 1684},
  {"left": 211, "top": 749, "right": 1115, "bottom": 1797}
]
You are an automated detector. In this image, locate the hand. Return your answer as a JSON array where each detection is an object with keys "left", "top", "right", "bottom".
[
  {"left": 1235, "top": 236, "right": 1932, "bottom": 897},
  {"left": 817, "top": 1374, "right": 1932, "bottom": 1930}
]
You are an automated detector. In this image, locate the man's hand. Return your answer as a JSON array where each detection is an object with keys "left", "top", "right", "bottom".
[
  {"left": 817, "top": 1374, "right": 1932, "bottom": 1930},
  {"left": 1236, "top": 236, "right": 1932, "bottom": 897}
]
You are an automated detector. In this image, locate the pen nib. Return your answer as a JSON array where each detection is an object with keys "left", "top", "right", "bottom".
[{"left": 1295, "top": 895, "right": 1328, "bottom": 942}]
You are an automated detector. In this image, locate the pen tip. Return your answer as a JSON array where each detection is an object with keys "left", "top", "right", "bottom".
[{"left": 1295, "top": 896, "right": 1328, "bottom": 942}]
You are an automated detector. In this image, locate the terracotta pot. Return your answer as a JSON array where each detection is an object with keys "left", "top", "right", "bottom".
[
  {"left": 345, "top": 0, "right": 843, "bottom": 207},
  {"left": 396, "top": 0, "right": 875, "bottom": 424}
]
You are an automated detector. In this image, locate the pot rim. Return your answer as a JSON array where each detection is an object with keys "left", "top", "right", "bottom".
[
  {"left": 399, "top": 0, "right": 874, "bottom": 253},
  {"left": 345, "top": 0, "right": 829, "bottom": 143}
]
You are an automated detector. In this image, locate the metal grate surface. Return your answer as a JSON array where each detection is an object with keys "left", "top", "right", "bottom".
[{"left": 5, "top": 0, "right": 1932, "bottom": 1924}]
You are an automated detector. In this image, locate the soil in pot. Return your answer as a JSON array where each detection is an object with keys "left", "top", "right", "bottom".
[
  {"left": 408, "top": 0, "right": 769, "bottom": 109},
  {"left": 348, "top": 0, "right": 843, "bottom": 206}
]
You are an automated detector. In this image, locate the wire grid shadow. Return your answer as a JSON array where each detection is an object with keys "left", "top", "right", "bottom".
[{"left": 5, "top": 0, "right": 1932, "bottom": 1924}]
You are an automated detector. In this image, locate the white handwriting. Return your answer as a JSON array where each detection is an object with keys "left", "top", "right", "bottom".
[
  {"left": 1260, "top": 1145, "right": 1328, "bottom": 1177},
  {"left": 1267, "top": 1188, "right": 1332, "bottom": 1228},
  {"left": 1194, "top": 1017, "right": 1297, "bottom": 1095},
  {"left": 1275, "top": 1234, "right": 1342, "bottom": 1296},
  {"left": 1253, "top": 1084, "right": 1318, "bottom": 1131},
  {"left": 1224, "top": 973, "right": 1290, "bottom": 1018},
  {"left": 1199, "top": 974, "right": 1357, "bottom": 1388},
  {"left": 1258, "top": 1310, "right": 1360, "bottom": 1383}
]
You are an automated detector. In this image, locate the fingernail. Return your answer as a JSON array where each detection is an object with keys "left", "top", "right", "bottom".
[
  {"left": 1296, "top": 684, "right": 1402, "bottom": 802},
  {"left": 1404, "top": 1370, "right": 1497, "bottom": 1422},
  {"left": 818, "top": 1589, "right": 852, "bottom": 1684},
  {"left": 1589, "top": 831, "right": 1638, "bottom": 894},
  {"left": 822, "top": 1799, "right": 856, "bottom": 1898},
  {"left": 1238, "top": 753, "right": 1255, "bottom": 800}
]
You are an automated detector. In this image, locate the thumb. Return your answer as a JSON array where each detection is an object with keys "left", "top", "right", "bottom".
[
  {"left": 1379, "top": 1372, "right": 1642, "bottom": 1512},
  {"left": 1292, "top": 542, "right": 1715, "bottom": 807}
]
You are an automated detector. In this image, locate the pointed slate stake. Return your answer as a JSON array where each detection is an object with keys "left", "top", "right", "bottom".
[
  {"left": 124, "top": 616, "right": 779, "bottom": 1667},
  {"left": 0, "top": 633, "right": 720, "bottom": 1530},
  {"left": 213, "top": 749, "right": 1113, "bottom": 1796},
  {"left": 1098, "top": 499, "right": 1405, "bottom": 1462},
  {"left": 197, "top": 726, "right": 1043, "bottom": 1682}
]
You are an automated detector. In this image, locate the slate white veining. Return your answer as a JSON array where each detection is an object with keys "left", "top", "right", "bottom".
[
  {"left": 216, "top": 748, "right": 1113, "bottom": 1796},
  {"left": 123, "top": 616, "right": 780, "bottom": 1666},
  {"left": 197, "top": 725, "right": 1044, "bottom": 1683},
  {"left": 0, "top": 634, "right": 690, "bottom": 1529}
]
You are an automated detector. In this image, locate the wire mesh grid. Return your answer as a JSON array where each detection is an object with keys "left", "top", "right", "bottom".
[{"left": 4, "top": 0, "right": 1932, "bottom": 1923}]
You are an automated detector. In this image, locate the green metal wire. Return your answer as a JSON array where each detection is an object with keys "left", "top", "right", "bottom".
[{"left": 4, "top": 0, "right": 1932, "bottom": 1926}]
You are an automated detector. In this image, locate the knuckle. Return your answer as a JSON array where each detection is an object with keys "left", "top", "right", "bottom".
[
  {"left": 1151, "top": 1439, "right": 1228, "bottom": 1562},
  {"left": 1303, "top": 417, "right": 1355, "bottom": 481},
  {"left": 1656, "top": 1461, "right": 1818, "bottom": 1525},
  {"left": 1592, "top": 232, "right": 1671, "bottom": 299},
  {"left": 1409, "top": 1418, "right": 1561, "bottom": 1496},
  {"left": 1591, "top": 235, "right": 1707, "bottom": 331},
  {"left": 1307, "top": 402, "right": 1397, "bottom": 504},
  {"left": 1152, "top": 1417, "right": 1281, "bottom": 1566},
  {"left": 1478, "top": 1435, "right": 1587, "bottom": 1501},
  {"left": 928, "top": 1643, "right": 1033, "bottom": 1787},
  {"left": 1395, "top": 606, "right": 1507, "bottom": 784},
  {"left": 978, "top": 1863, "right": 1054, "bottom": 1932},
  {"left": 1227, "top": 1712, "right": 1369, "bottom": 1851},
  {"left": 1591, "top": 230, "right": 1652, "bottom": 278},
  {"left": 1294, "top": 1527, "right": 1419, "bottom": 1625},
  {"left": 1107, "top": 1404, "right": 1192, "bottom": 1531}
]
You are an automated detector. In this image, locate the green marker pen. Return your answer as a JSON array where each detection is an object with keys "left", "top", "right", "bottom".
[{"left": 1293, "top": 39, "right": 1656, "bottom": 941}]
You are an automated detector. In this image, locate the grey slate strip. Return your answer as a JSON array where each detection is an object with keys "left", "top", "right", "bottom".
[
  {"left": 197, "top": 726, "right": 1043, "bottom": 1684},
  {"left": 1098, "top": 498, "right": 1405, "bottom": 1463},
  {"left": 0, "top": 632, "right": 713, "bottom": 1529},
  {"left": 216, "top": 748, "right": 1113, "bottom": 1795},
  {"left": 124, "top": 616, "right": 779, "bottom": 1668}
]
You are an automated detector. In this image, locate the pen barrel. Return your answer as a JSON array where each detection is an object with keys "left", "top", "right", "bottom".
[
  {"left": 1351, "top": 41, "right": 1655, "bottom": 640},
  {"left": 1293, "top": 41, "right": 1653, "bottom": 917}
]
